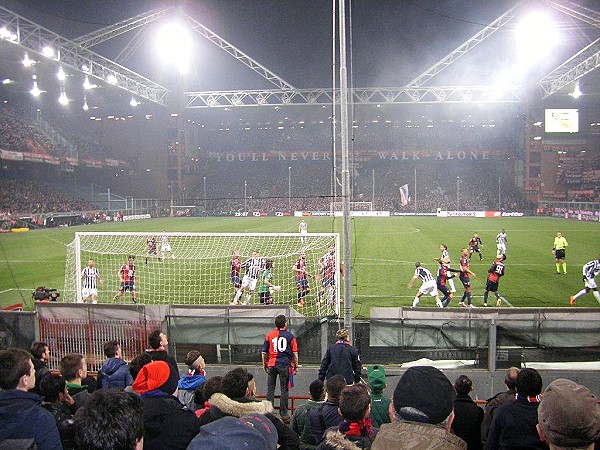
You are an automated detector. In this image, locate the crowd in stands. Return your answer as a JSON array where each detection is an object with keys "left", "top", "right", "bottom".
[
  {"left": 0, "top": 176, "right": 92, "bottom": 217},
  {"left": 2, "top": 317, "right": 600, "bottom": 450},
  {"left": 0, "top": 106, "right": 62, "bottom": 156}
]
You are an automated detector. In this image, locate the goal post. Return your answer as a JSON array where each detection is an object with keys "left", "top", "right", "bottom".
[
  {"left": 64, "top": 232, "right": 341, "bottom": 317},
  {"left": 330, "top": 201, "right": 373, "bottom": 212}
]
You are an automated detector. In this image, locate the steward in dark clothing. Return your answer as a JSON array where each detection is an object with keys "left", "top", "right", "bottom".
[
  {"left": 97, "top": 357, "right": 133, "bottom": 390},
  {"left": 198, "top": 392, "right": 300, "bottom": 450},
  {"left": 31, "top": 356, "right": 51, "bottom": 395},
  {"left": 452, "top": 393, "right": 484, "bottom": 450},
  {"left": 318, "top": 329, "right": 362, "bottom": 385},
  {"left": 0, "top": 389, "right": 63, "bottom": 450}
]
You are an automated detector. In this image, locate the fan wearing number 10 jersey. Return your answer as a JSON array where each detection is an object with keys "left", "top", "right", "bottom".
[{"left": 261, "top": 314, "right": 299, "bottom": 423}]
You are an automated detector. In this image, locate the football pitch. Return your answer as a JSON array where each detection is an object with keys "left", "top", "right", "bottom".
[{"left": 0, "top": 216, "right": 598, "bottom": 314}]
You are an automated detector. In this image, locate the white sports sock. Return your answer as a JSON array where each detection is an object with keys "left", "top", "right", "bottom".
[
  {"left": 574, "top": 289, "right": 587, "bottom": 300},
  {"left": 593, "top": 290, "right": 600, "bottom": 304},
  {"left": 412, "top": 297, "right": 419, "bottom": 307}
]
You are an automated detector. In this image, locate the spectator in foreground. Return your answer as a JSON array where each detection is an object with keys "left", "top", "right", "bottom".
[
  {"left": 74, "top": 389, "right": 144, "bottom": 450},
  {"left": 40, "top": 374, "right": 76, "bottom": 450},
  {"left": 198, "top": 367, "right": 300, "bottom": 450},
  {"left": 177, "top": 350, "right": 207, "bottom": 411},
  {"left": 187, "top": 413, "right": 278, "bottom": 450},
  {"left": 291, "top": 379, "right": 325, "bottom": 450},
  {"left": 318, "top": 328, "right": 362, "bottom": 386},
  {"left": 194, "top": 375, "right": 224, "bottom": 418},
  {"left": 145, "top": 329, "right": 178, "bottom": 369},
  {"left": 30, "top": 341, "right": 51, "bottom": 395},
  {"left": 59, "top": 353, "right": 91, "bottom": 413},
  {"left": 316, "top": 383, "right": 378, "bottom": 450},
  {"left": 371, "top": 365, "right": 466, "bottom": 450},
  {"left": 0, "top": 348, "right": 62, "bottom": 450},
  {"left": 481, "top": 366, "right": 519, "bottom": 446},
  {"left": 536, "top": 378, "right": 600, "bottom": 450},
  {"left": 133, "top": 360, "right": 201, "bottom": 450},
  {"left": 124, "top": 353, "right": 153, "bottom": 395},
  {"left": 368, "top": 365, "right": 391, "bottom": 428},
  {"left": 97, "top": 340, "right": 133, "bottom": 390},
  {"left": 309, "top": 374, "right": 347, "bottom": 445},
  {"left": 486, "top": 368, "right": 545, "bottom": 450},
  {"left": 451, "top": 375, "right": 483, "bottom": 450}
]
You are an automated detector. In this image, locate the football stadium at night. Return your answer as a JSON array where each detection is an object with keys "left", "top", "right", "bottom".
[{"left": 0, "top": 1, "right": 600, "bottom": 445}]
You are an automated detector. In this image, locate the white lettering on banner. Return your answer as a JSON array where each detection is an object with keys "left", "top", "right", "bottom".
[
  {"left": 123, "top": 214, "right": 151, "bottom": 221},
  {"left": 501, "top": 212, "right": 524, "bottom": 217},
  {"left": 253, "top": 211, "right": 261, "bottom": 217},
  {"left": 275, "top": 212, "right": 284, "bottom": 217},
  {"left": 447, "top": 211, "right": 477, "bottom": 217},
  {"left": 234, "top": 212, "right": 249, "bottom": 217}
]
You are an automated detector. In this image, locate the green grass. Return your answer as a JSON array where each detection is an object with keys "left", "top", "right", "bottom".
[{"left": 1, "top": 216, "right": 598, "bottom": 314}]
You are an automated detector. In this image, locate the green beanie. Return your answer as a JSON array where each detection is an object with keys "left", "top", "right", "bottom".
[{"left": 368, "top": 365, "right": 386, "bottom": 392}]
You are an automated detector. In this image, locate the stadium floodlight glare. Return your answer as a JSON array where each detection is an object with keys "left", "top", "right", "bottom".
[
  {"left": 2, "top": 79, "right": 12, "bottom": 85},
  {"left": 42, "top": 46, "right": 55, "bottom": 58},
  {"left": 130, "top": 97, "right": 139, "bottom": 107},
  {"left": 30, "top": 75, "right": 41, "bottom": 97},
  {"left": 58, "top": 91, "right": 68, "bottom": 105},
  {"left": 83, "top": 95, "right": 89, "bottom": 111},
  {"left": 515, "top": 13, "right": 559, "bottom": 63},
  {"left": 57, "top": 66, "right": 66, "bottom": 81},
  {"left": 156, "top": 22, "right": 192, "bottom": 75},
  {"left": 22, "top": 53, "right": 33, "bottom": 67},
  {"left": 83, "top": 75, "right": 92, "bottom": 90},
  {"left": 570, "top": 84, "right": 582, "bottom": 99},
  {"left": 0, "top": 26, "right": 17, "bottom": 41},
  {"left": 106, "top": 74, "right": 118, "bottom": 85}
]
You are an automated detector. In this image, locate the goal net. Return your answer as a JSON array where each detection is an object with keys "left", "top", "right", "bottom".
[
  {"left": 330, "top": 201, "right": 373, "bottom": 212},
  {"left": 64, "top": 232, "right": 341, "bottom": 317}
]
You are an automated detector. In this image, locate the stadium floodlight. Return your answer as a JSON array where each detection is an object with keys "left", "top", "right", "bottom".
[
  {"left": 130, "top": 97, "right": 139, "bottom": 107},
  {"left": 156, "top": 21, "right": 191, "bottom": 75},
  {"left": 570, "top": 84, "right": 582, "bottom": 99},
  {"left": 83, "top": 75, "right": 92, "bottom": 90},
  {"left": 30, "top": 75, "right": 41, "bottom": 97},
  {"left": 22, "top": 53, "right": 33, "bottom": 67},
  {"left": 42, "top": 46, "right": 55, "bottom": 58},
  {"left": 515, "top": 13, "right": 559, "bottom": 64},
  {"left": 58, "top": 90, "right": 68, "bottom": 105},
  {"left": 106, "top": 74, "right": 118, "bottom": 85},
  {"left": 57, "top": 66, "right": 66, "bottom": 81},
  {"left": 0, "top": 26, "right": 17, "bottom": 41},
  {"left": 2, "top": 79, "right": 12, "bottom": 85},
  {"left": 83, "top": 95, "right": 89, "bottom": 111}
]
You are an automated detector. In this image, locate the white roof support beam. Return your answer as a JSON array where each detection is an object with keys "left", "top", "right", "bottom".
[
  {"left": 540, "top": 39, "right": 600, "bottom": 98},
  {"left": 185, "top": 85, "right": 523, "bottom": 108},
  {"left": 543, "top": 0, "right": 600, "bottom": 29},
  {"left": 406, "top": 1, "right": 523, "bottom": 88},
  {"left": 184, "top": 13, "right": 296, "bottom": 91},
  {"left": 0, "top": 6, "right": 169, "bottom": 106},
  {"left": 71, "top": 7, "right": 173, "bottom": 48}
]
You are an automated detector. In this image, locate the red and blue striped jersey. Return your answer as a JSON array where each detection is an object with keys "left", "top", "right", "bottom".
[{"left": 261, "top": 327, "right": 298, "bottom": 368}]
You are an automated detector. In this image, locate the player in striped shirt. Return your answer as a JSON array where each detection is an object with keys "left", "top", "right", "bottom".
[
  {"left": 231, "top": 250, "right": 264, "bottom": 305},
  {"left": 293, "top": 251, "right": 313, "bottom": 308},
  {"left": 261, "top": 314, "right": 298, "bottom": 423},
  {"left": 570, "top": 255, "right": 600, "bottom": 305},
  {"left": 81, "top": 259, "right": 102, "bottom": 304},
  {"left": 438, "top": 244, "right": 457, "bottom": 293},
  {"left": 407, "top": 262, "right": 443, "bottom": 308}
]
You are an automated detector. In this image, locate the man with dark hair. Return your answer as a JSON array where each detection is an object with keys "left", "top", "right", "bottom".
[
  {"left": 145, "top": 329, "right": 178, "bottom": 370},
  {"left": 124, "top": 353, "right": 153, "bottom": 395},
  {"left": 262, "top": 314, "right": 299, "bottom": 423},
  {"left": 30, "top": 341, "right": 51, "bottom": 395},
  {"left": 197, "top": 367, "right": 300, "bottom": 450},
  {"left": 309, "top": 374, "right": 348, "bottom": 445},
  {"left": 451, "top": 375, "right": 483, "bottom": 450},
  {"left": 481, "top": 367, "right": 519, "bottom": 446},
  {"left": 292, "top": 379, "right": 325, "bottom": 449},
  {"left": 371, "top": 366, "right": 466, "bottom": 449},
  {"left": 59, "top": 353, "right": 91, "bottom": 412},
  {"left": 74, "top": 389, "right": 144, "bottom": 450},
  {"left": 486, "top": 368, "right": 545, "bottom": 450},
  {"left": 0, "top": 348, "right": 62, "bottom": 450},
  {"left": 194, "top": 376, "right": 223, "bottom": 418},
  {"left": 316, "top": 383, "right": 378, "bottom": 449},
  {"left": 97, "top": 340, "right": 133, "bottom": 390}
]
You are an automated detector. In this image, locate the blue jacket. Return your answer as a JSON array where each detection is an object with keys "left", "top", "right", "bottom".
[
  {"left": 0, "top": 389, "right": 63, "bottom": 450},
  {"left": 177, "top": 373, "right": 207, "bottom": 411},
  {"left": 97, "top": 357, "right": 133, "bottom": 390},
  {"left": 318, "top": 341, "right": 362, "bottom": 385}
]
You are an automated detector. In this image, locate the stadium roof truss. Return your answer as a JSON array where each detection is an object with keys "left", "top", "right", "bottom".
[{"left": 0, "top": 1, "right": 599, "bottom": 107}]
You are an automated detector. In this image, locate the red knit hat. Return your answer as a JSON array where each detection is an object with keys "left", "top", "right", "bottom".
[{"left": 132, "top": 360, "right": 179, "bottom": 395}]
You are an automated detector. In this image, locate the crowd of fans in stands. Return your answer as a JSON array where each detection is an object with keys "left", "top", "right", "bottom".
[{"left": 1, "top": 320, "right": 599, "bottom": 450}]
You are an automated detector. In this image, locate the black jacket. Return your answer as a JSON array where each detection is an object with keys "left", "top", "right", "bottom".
[
  {"left": 140, "top": 392, "right": 202, "bottom": 450},
  {"left": 452, "top": 394, "right": 484, "bottom": 450},
  {"left": 486, "top": 396, "right": 546, "bottom": 450},
  {"left": 318, "top": 341, "right": 362, "bottom": 385},
  {"left": 308, "top": 400, "right": 345, "bottom": 445}
]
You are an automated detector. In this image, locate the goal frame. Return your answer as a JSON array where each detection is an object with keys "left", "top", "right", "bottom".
[
  {"left": 66, "top": 231, "right": 341, "bottom": 316},
  {"left": 329, "top": 201, "right": 373, "bottom": 212}
]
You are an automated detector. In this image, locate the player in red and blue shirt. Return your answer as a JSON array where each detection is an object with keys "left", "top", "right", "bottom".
[
  {"left": 261, "top": 315, "right": 298, "bottom": 421},
  {"left": 112, "top": 255, "right": 137, "bottom": 303},
  {"left": 484, "top": 255, "right": 506, "bottom": 307}
]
